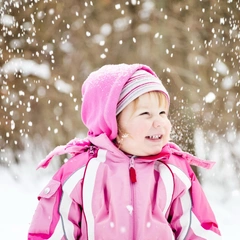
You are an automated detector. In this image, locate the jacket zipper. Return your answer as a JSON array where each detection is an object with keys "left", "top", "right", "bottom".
[
  {"left": 129, "top": 156, "right": 137, "bottom": 183},
  {"left": 129, "top": 156, "right": 137, "bottom": 240}
]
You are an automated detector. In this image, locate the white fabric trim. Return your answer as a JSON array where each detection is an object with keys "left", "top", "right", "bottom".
[
  {"left": 168, "top": 164, "right": 191, "bottom": 240},
  {"left": 57, "top": 167, "right": 86, "bottom": 240},
  {"left": 191, "top": 212, "right": 222, "bottom": 239},
  {"left": 155, "top": 162, "right": 174, "bottom": 216},
  {"left": 178, "top": 190, "right": 192, "bottom": 240},
  {"left": 48, "top": 219, "right": 64, "bottom": 240},
  {"left": 82, "top": 149, "right": 107, "bottom": 240}
]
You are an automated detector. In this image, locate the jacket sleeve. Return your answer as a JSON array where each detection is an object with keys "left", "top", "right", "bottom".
[
  {"left": 28, "top": 178, "right": 82, "bottom": 240},
  {"left": 168, "top": 165, "right": 222, "bottom": 240}
]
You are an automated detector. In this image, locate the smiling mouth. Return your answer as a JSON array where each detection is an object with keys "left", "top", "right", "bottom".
[{"left": 146, "top": 135, "right": 162, "bottom": 140}]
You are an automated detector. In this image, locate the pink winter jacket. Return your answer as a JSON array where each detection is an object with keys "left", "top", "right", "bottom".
[{"left": 28, "top": 64, "right": 221, "bottom": 239}]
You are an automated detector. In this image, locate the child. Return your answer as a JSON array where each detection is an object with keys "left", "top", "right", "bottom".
[{"left": 28, "top": 64, "right": 221, "bottom": 240}]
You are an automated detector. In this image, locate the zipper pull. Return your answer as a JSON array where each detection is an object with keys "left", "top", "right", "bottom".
[{"left": 129, "top": 157, "right": 137, "bottom": 183}]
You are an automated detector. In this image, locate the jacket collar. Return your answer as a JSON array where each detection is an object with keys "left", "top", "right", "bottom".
[
  {"left": 88, "top": 133, "right": 170, "bottom": 163},
  {"left": 89, "top": 134, "right": 215, "bottom": 169},
  {"left": 38, "top": 133, "right": 215, "bottom": 169}
]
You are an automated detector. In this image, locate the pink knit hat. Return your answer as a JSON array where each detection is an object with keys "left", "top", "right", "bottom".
[
  {"left": 116, "top": 69, "right": 169, "bottom": 115},
  {"left": 81, "top": 63, "right": 169, "bottom": 140}
]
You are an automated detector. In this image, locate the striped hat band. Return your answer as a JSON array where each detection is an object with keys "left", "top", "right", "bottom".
[{"left": 116, "top": 69, "right": 169, "bottom": 115}]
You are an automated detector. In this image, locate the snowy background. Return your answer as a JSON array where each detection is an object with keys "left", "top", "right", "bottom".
[{"left": 1, "top": 1, "right": 240, "bottom": 239}]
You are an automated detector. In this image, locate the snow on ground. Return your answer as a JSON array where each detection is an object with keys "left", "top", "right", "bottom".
[
  {"left": 202, "top": 183, "right": 240, "bottom": 239},
  {"left": 0, "top": 163, "right": 239, "bottom": 240},
  {"left": 0, "top": 164, "right": 51, "bottom": 240}
]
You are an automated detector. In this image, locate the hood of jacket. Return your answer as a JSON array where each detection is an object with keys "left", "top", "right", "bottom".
[{"left": 81, "top": 63, "right": 159, "bottom": 140}]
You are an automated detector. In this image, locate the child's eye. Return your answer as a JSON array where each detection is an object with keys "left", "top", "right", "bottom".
[
  {"left": 159, "top": 111, "right": 166, "bottom": 115},
  {"left": 140, "top": 112, "right": 149, "bottom": 116}
]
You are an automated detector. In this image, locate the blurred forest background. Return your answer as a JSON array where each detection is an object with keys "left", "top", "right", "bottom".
[{"left": 0, "top": 0, "right": 239, "bottom": 192}]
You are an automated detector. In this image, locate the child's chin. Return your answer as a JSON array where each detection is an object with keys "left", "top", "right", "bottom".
[
  {"left": 148, "top": 147, "right": 163, "bottom": 156},
  {"left": 129, "top": 146, "right": 163, "bottom": 156}
]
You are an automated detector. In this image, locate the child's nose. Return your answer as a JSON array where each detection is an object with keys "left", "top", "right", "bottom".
[{"left": 153, "top": 118, "right": 162, "bottom": 128}]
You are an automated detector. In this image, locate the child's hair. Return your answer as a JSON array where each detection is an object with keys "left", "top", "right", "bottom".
[
  {"left": 117, "top": 91, "right": 169, "bottom": 117},
  {"left": 131, "top": 91, "right": 169, "bottom": 112}
]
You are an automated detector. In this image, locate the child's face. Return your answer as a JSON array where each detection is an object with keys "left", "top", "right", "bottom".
[{"left": 117, "top": 92, "right": 171, "bottom": 156}]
